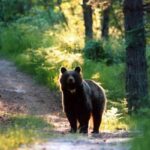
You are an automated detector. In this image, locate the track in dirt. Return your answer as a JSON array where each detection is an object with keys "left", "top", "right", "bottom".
[{"left": 0, "top": 59, "right": 131, "bottom": 150}]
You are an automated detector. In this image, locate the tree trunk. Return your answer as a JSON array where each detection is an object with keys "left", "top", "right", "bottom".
[
  {"left": 123, "top": 0, "right": 148, "bottom": 113},
  {"left": 82, "top": 0, "right": 93, "bottom": 41},
  {"left": 101, "top": 5, "right": 110, "bottom": 39}
]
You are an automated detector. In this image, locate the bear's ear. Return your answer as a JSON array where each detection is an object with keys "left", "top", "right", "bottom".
[
  {"left": 61, "top": 67, "right": 67, "bottom": 74},
  {"left": 74, "top": 66, "right": 81, "bottom": 73}
]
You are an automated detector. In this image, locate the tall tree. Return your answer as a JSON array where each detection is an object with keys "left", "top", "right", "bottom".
[
  {"left": 82, "top": 0, "right": 93, "bottom": 40},
  {"left": 101, "top": 2, "right": 111, "bottom": 39},
  {"left": 123, "top": 0, "right": 148, "bottom": 113}
]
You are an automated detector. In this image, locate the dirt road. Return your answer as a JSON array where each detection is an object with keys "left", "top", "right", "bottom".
[{"left": 0, "top": 59, "right": 131, "bottom": 150}]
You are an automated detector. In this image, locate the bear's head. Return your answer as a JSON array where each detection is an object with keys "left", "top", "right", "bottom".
[{"left": 59, "top": 66, "right": 82, "bottom": 93}]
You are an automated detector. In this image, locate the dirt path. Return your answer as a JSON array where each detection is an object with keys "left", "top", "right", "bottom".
[
  {"left": 0, "top": 59, "right": 60, "bottom": 115},
  {"left": 0, "top": 59, "right": 131, "bottom": 150}
]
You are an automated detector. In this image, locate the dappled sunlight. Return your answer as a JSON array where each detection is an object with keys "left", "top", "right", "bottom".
[
  {"left": 43, "top": 47, "right": 83, "bottom": 69},
  {"left": 91, "top": 72, "right": 100, "bottom": 81},
  {"left": 0, "top": 114, "right": 52, "bottom": 150},
  {"left": 56, "top": 29, "right": 84, "bottom": 52},
  {"left": 61, "top": 0, "right": 84, "bottom": 33},
  {"left": 62, "top": 34, "right": 80, "bottom": 50},
  {"left": 101, "top": 107, "right": 128, "bottom": 131},
  {"left": 109, "top": 27, "right": 122, "bottom": 38},
  {"left": 64, "top": 34, "right": 78, "bottom": 44}
]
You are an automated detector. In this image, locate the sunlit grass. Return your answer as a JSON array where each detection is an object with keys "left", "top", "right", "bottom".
[
  {"left": 88, "top": 99, "right": 129, "bottom": 132},
  {"left": 101, "top": 107, "right": 128, "bottom": 131},
  {"left": 0, "top": 114, "right": 53, "bottom": 150},
  {"left": 100, "top": 98, "right": 129, "bottom": 131}
]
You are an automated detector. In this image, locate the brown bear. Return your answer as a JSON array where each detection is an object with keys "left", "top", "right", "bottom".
[{"left": 59, "top": 66, "right": 106, "bottom": 134}]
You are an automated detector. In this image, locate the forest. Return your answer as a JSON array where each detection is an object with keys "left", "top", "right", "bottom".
[{"left": 0, "top": 0, "right": 150, "bottom": 149}]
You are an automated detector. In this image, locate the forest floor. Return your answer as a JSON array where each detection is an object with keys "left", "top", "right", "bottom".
[{"left": 0, "top": 59, "right": 133, "bottom": 150}]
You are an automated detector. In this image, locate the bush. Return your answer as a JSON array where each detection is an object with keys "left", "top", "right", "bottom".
[
  {"left": 83, "top": 39, "right": 125, "bottom": 65},
  {"left": 83, "top": 59, "right": 125, "bottom": 100},
  {"left": 84, "top": 40, "right": 105, "bottom": 61},
  {"left": 0, "top": 0, "right": 30, "bottom": 22},
  {"left": 103, "top": 38, "right": 125, "bottom": 64},
  {"left": 0, "top": 24, "right": 42, "bottom": 54}
]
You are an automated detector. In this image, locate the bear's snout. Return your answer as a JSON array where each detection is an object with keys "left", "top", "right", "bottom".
[{"left": 67, "top": 76, "right": 75, "bottom": 84}]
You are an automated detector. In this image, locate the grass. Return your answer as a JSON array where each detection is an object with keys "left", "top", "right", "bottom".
[
  {"left": 101, "top": 108, "right": 128, "bottom": 131},
  {"left": 129, "top": 109, "right": 150, "bottom": 150},
  {"left": 0, "top": 114, "right": 53, "bottom": 150}
]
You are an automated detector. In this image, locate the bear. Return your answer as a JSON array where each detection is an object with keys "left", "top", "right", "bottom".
[{"left": 59, "top": 66, "right": 106, "bottom": 134}]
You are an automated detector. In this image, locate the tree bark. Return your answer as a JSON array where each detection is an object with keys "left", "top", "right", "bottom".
[
  {"left": 101, "top": 5, "right": 110, "bottom": 39},
  {"left": 123, "top": 0, "right": 148, "bottom": 113},
  {"left": 82, "top": 0, "right": 93, "bottom": 41}
]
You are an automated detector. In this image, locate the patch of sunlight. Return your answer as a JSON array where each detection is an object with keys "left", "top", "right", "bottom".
[
  {"left": 91, "top": 72, "right": 100, "bottom": 81},
  {"left": 0, "top": 128, "right": 37, "bottom": 150},
  {"left": 45, "top": 47, "right": 83, "bottom": 67},
  {"left": 57, "top": 29, "right": 84, "bottom": 52},
  {"left": 58, "top": 1, "right": 84, "bottom": 50},
  {"left": 54, "top": 75, "right": 60, "bottom": 87},
  {"left": 0, "top": 114, "right": 53, "bottom": 150},
  {"left": 109, "top": 27, "right": 122, "bottom": 38},
  {"left": 101, "top": 107, "right": 128, "bottom": 131},
  {"left": 64, "top": 34, "right": 78, "bottom": 44}
]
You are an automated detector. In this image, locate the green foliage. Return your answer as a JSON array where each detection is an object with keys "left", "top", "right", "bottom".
[
  {"left": 131, "top": 110, "right": 150, "bottom": 150},
  {"left": 0, "top": 0, "right": 67, "bottom": 28},
  {"left": 0, "top": 114, "right": 53, "bottom": 150},
  {"left": 26, "top": 7, "right": 66, "bottom": 27},
  {"left": 0, "top": 24, "right": 42, "bottom": 54},
  {"left": 0, "top": 0, "right": 31, "bottom": 22},
  {"left": 83, "top": 39, "right": 125, "bottom": 65},
  {"left": 8, "top": 115, "right": 52, "bottom": 129},
  {"left": 83, "top": 59, "right": 125, "bottom": 100},
  {"left": 84, "top": 40, "right": 105, "bottom": 61},
  {"left": 103, "top": 38, "right": 125, "bottom": 64}
]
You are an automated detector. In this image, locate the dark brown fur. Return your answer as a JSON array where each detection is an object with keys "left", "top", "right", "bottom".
[{"left": 59, "top": 67, "right": 106, "bottom": 133}]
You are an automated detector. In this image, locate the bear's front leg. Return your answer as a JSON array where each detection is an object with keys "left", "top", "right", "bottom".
[
  {"left": 66, "top": 112, "right": 77, "bottom": 133},
  {"left": 79, "top": 123, "right": 88, "bottom": 133},
  {"left": 78, "top": 113, "right": 90, "bottom": 133}
]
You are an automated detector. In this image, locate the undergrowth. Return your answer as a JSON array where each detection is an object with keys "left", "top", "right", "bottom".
[
  {"left": 0, "top": 114, "right": 53, "bottom": 150},
  {"left": 130, "top": 109, "right": 150, "bottom": 150}
]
